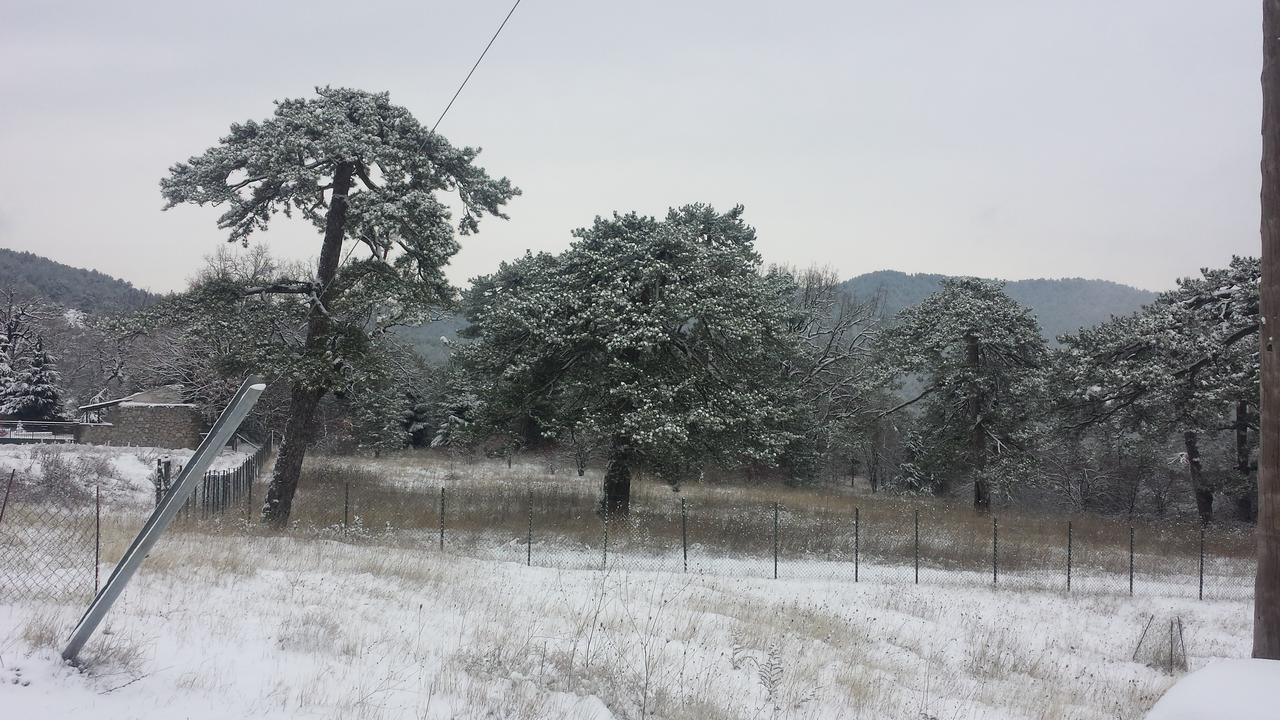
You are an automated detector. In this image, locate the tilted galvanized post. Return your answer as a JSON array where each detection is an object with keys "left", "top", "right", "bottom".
[{"left": 62, "top": 376, "right": 265, "bottom": 662}]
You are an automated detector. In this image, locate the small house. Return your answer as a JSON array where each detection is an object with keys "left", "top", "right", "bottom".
[{"left": 76, "top": 385, "right": 205, "bottom": 449}]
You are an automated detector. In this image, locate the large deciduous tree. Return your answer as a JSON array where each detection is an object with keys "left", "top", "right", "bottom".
[
  {"left": 459, "top": 204, "right": 806, "bottom": 514},
  {"left": 779, "top": 266, "right": 881, "bottom": 482},
  {"left": 881, "top": 278, "right": 1047, "bottom": 509},
  {"left": 161, "top": 87, "right": 518, "bottom": 525}
]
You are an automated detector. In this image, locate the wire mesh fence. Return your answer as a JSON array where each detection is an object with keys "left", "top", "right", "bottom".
[
  {"left": 0, "top": 470, "right": 100, "bottom": 603},
  {"left": 285, "top": 474, "right": 1256, "bottom": 602}
]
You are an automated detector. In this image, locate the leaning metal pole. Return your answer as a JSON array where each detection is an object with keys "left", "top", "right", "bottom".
[{"left": 62, "top": 376, "right": 266, "bottom": 662}]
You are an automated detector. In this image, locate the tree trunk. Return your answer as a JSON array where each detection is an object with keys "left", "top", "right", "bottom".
[
  {"left": 261, "top": 161, "right": 355, "bottom": 527},
  {"left": 868, "top": 424, "right": 882, "bottom": 493},
  {"left": 600, "top": 440, "right": 631, "bottom": 517},
  {"left": 1184, "top": 430, "right": 1212, "bottom": 524},
  {"left": 261, "top": 385, "right": 323, "bottom": 524},
  {"left": 1258, "top": 0, "right": 1280, "bottom": 659},
  {"left": 1238, "top": 399, "right": 1259, "bottom": 522},
  {"left": 966, "top": 333, "right": 990, "bottom": 510}
]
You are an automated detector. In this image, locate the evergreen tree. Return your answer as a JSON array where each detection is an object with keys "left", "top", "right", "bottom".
[
  {"left": 0, "top": 337, "right": 64, "bottom": 421},
  {"left": 459, "top": 204, "right": 806, "bottom": 514},
  {"left": 880, "top": 278, "right": 1048, "bottom": 508},
  {"left": 160, "top": 87, "right": 518, "bottom": 525},
  {"left": 0, "top": 333, "right": 13, "bottom": 404},
  {"left": 1054, "top": 258, "right": 1260, "bottom": 523}
]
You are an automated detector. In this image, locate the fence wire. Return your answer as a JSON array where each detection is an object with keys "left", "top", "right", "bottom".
[
  {"left": 0, "top": 475, "right": 99, "bottom": 603},
  {"left": 288, "top": 477, "right": 1256, "bottom": 602}
]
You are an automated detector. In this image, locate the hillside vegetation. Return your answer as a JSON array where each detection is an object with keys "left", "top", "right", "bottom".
[
  {"left": 843, "top": 270, "right": 1157, "bottom": 342},
  {"left": 0, "top": 248, "right": 157, "bottom": 312}
]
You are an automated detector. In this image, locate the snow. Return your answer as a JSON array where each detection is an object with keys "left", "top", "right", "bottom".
[
  {"left": 116, "top": 402, "right": 198, "bottom": 408},
  {"left": 0, "top": 524, "right": 1254, "bottom": 719},
  {"left": 1145, "top": 659, "right": 1280, "bottom": 719},
  {"left": 0, "top": 443, "right": 254, "bottom": 503}
]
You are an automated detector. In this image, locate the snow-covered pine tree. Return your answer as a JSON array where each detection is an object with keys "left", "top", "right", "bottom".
[
  {"left": 1055, "top": 257, "right": 1259, "bottom": 523},
  {"left": 880, "top": 278, "right": 1048, "bottom": 508},
  {"left": 0, "top": 337, "right": 64, "bottom": 421},
  {"left": 160, "top": 87, "right": 518, "bottom": 525},
  {"left": 0, "top": 333, "right": 13, "bottom": 408},
  {"left": 459, "top": 204, "right": 807, "bottom": 514}
]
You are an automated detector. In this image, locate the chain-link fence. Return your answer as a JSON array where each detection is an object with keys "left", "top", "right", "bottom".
[
  {"left": 285, "top": 473, "right": 1256, "bottom": 602},
  {"left": 0, "top": 470, "right": 100, "bottom": 603}
]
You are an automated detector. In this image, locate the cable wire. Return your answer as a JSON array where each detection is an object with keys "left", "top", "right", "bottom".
[{"left": 431, "top": 0, "right": 525, "bottom": 133}]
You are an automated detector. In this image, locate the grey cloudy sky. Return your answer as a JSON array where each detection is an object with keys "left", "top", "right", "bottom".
[{"left": 0, "top": 1, "right": 1261, "bottom": 293}]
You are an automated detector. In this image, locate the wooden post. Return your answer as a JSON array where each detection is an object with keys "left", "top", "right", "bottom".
[{"left": 1257, "top": 0, "right": 1280, "bottom": 659}]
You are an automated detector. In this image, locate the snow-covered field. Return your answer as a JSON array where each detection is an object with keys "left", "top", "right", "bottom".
[
  {"left": 0, "top": 522, "right": 1252, "bottom": 719},
  {"left": 0, "top": 448, "right": 1257, "bottom": 717}
]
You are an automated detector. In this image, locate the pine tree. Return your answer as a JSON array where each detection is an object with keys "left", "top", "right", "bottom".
[
  {"left": 1054, "top": 258, "right": 1260, "bottom": 523},
  {"left": 880, "top": 278, "right": 1048, "bottom": 508},
  {"left": 0, "top": 333, "right": 13, "bottom": 407},
  {"left": 459, "top": 204, "right": 807, "bottom": 514},
  {"left": 0, "top": 337, "right": 64, "bottom": 421},
  {"left": 160, "top": 87, "right": 518, "bottom": 525}
]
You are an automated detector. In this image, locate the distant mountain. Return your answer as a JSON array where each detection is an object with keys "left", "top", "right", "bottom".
[
  {"left": 0, "top": 248, "right": 158, "bottom": 312},
  {"left": 842, "top": 270, "right": 1158, "bottom": 342}
]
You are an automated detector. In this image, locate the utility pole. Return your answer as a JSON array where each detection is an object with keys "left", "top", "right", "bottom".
[{"left": 1256, "top": 0, "right": 1280, "bottom": 660}]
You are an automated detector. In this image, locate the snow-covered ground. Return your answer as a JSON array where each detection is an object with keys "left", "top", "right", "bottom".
[
  {"left": 1145, "top": 658, "right": 1280, "bottom": 719},
  {"left": 0, "top": 523, "right": 1252, "bottom": 719},
  {"left": 0, "top": 443, "right": 254, "bottom": 504}
]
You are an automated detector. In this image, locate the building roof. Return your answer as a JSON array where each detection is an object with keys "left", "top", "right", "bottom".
[{"left": 78, "top": 384, "right": 190, "bottom": 412}]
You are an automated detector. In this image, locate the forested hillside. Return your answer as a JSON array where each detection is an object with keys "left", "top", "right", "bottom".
[
  {"left": 843, "top": 270, "right": 1157, "bottom": 341},
  {"left": 0, "top": 248, "right": 157, "bottom": 312},
  {"left": 397, "top": 271, "right": 1160, "bottom": 365}
]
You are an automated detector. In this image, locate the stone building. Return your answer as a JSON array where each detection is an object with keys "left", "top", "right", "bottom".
[{"left": 76, "top": 385, "right": 205, "bottom": 449}]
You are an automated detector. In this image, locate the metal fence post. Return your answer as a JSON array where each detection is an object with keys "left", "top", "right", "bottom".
[
  {"left": 854, "top": 506, "right": 860, "bottom": 583},
  {"left": 992, "top": 516, "right": 998, "bottom": 586},
  {"left": 1067, "top": 521, "right": 1073, "bottom": 593},
  {"left": 439, "top": 487, "right": 445, "bottom": 551},
  {"left": 681, "top": 498, "right": 688, "bottom": 573},
  {"left": 94, "top": 483, "right": 101, "bottom": 595},
  {"left": 602, "top": 501, "right": 609, "bottom": 570},
  {"left": 914, "top": 510, "right": 920, "bottom": 585},
  {"left": 772, "top": 502, "right": 779, "bottom": 580},
  {"left": 343, "top": 482, "right": 350, "bottom": 529},
  {"left": 0, "top": 469, "right": 15, "bottom": 526},
  {"left": 527, "top": 490, "right": 533, "bottom": 567},
  {"left": 62, "top": 376, "right": 265, "bottom": 662},
  {"left": 1129, "top": 526, "right": 1135, "bottom": 596},
  {"left": 1198, "top": 526, "right": 1205, "bottom": 601}
]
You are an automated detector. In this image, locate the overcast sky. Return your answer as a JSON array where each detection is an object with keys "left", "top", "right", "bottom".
[{"left": 0, "top": 1, "right": 1261, "bottom": 293}]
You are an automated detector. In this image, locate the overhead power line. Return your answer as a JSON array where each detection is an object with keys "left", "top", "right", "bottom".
[{"left": 431, "top": 0, "right": 525, "bottom": 133}]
